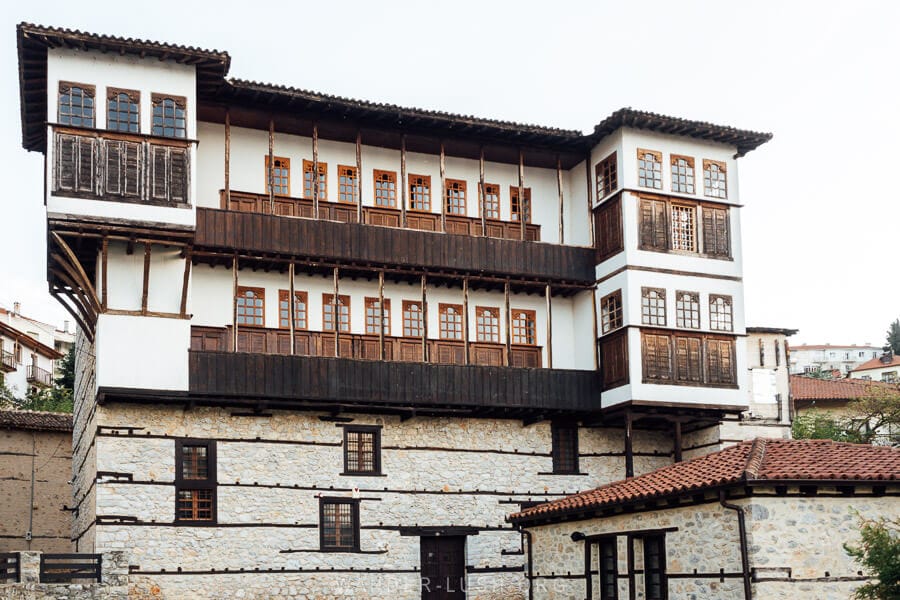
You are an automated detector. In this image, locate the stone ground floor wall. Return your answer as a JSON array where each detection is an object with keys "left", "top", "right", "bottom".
[{"left": 0, "top": 551, "right": 127, "bottom": 599}]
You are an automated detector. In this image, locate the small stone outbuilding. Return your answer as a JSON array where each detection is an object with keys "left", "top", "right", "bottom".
[{"left": 509, "top": 438, "right": 900, "bottom": 600}]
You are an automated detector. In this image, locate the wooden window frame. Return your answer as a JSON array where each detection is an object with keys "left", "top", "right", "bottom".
[
  {"left": 364, "top": 297, "right": 391, "bottom": 335},
  {"left": 643, "top": 534, "right": 668, "bottom": 600},
  {"left": 675, "top": 291, "right": 700, "bottom": 329},
  {"left": 600, "top": 290, "right": 624, "bottom": 335},
  {"left": 58, "top": 82, "right": 95, "bottom": 128},
  {"left": 702, "top": 159, "right": 727, "bottom": 199},
  {"left": 408, "top": 174, "right": 432, "bottom": 212},
  {"left": 402, "top": 300, "right": 424, "bottom": 338},
  {"left": 641, "top": 287, "right": 667, "bottom": 327},
  {"left": 595, "top": 152, "right": 618, "bottom": 200},
  {"left": 551, "top": 422, "right": 579, "bottom": 474},
  {"left": 106, "top": 88, "right": 140, "bottom": 134},
  {"left": 236, "top": 286, "right": 265, "bottom": 327},
  {"left": 266, "top": 155, "right": 291, "bottom": 196},
  {"left": 475, "top": 306, "right": 500, "bottom": 343},
  {"left": 511, "top": 309, "right": 537, "bottom": 346},
  {"left": 597, "top": 536, "right": 619, "bottom": 600},
  {"left": 175, "top": 439, "right": 217, "bottom": 524},
  {"left": 278, "top": 289, "right": 308, "bottom": 330},
  {"left": 709, "top": 294, "right": 733, "bottom": 332},
  {"left": 638, "top": 194, "right": 731, "bottom": 258},
  {"left": 323, "top": 293, "right": 351, "bottom": 333},
  {"left": 373, "top": 170, "right": 398, "bottom": 207},
  {"left": 481, "top": 183, "right": 500, "bottom": 219},
  {"left": 438, "top": 303, "right": 464, "bottom": 341},
  {"left": 510, "top": 186, "right": 532, "bottom": 223},
  {"left": 641, "top": 329, "right": 737, "bottom": 387},
  {"left": 594, "top": 195, "right": 624, "bottom": 262},
  {"left": 303, "top": 159, "right": 328, "bottom": 200},
  {"left": 670, "top": 203, "right": 697, "bottom": 252},
  {"left": 445, "top": 178, "right": 467, "bottom": 215},
  {"left": 670, "top": 154, "right": 695, "bottom": 195},
  {"left": 319, "top": 497, "right": 361, "bottom": 552},
  {"left": 342, "top": 425, "right": 382, "bottom": 476},
  {"left": 637, "top": 149, "right": 662, "bottom": 190},
  {"left": 337, "top": 165, "right": 358, "bottom": 204},
  {"left": 151, "top": 93, "right": 187, "bottom": 139},
  {"left": 600, "top": 328, "right": 629, "bottom": 391}
]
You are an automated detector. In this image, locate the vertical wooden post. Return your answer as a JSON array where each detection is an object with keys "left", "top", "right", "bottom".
[
  {"left": 400, "top": 134, "right": 408, "bottom": 228},
  {"left": 504, "top": 280, "right": 511, "bottom": 367},
  {"left": 232, "top": 255, "right": 238, "bottom": 352},
  {"left": 673, "top": 420, "right": 683, "bottom": 463},
  {"left": 545, "top": 283, "right": 553, "bottom": 369},
  {"left": 268, "top": 118, "right": 275, "bottom": 213},
  {"left": 462, "top": 278, "right": 470, "bottom": 365},
  {"left": 439, "top": 142, "right": 446, "bottom": 233},
  {"left": 585, "top": 152, "right": 595, "bottom": 248},
  {"left": 518, "top": 150, "right": 526, "bottom": 241},
  {"left": 356, "top": 130, "right": 363, "bottom": 224},
  {"left": 479, "top": 147, "right": 486, "bottom": 237},
  {"left": 557, "top": 156, "right": 564, "bottom": 245},
  {"left": 624, "top": 410, "right": 634, "bottom": 478},
  {"left": 100, "top": 238, "right": 108, "bottom": 311},
  {"left": 378, "top": 270, "right": 385, "bottom": 361},
  {"left": 591, "top": 287, "right": 600, "bottom": 371},
  {"left": 180, "top": 246, "right": 192, "bottom": 319},
  {"left": 421, "top": 274, "right": 428, "bottom": 362},
  {"left": 140, "top": 243, "right": 151, "bottom": 315},
  {"left": 224, "top": 109, "right": 231, "bottom": 207},
  {"left": 313, "top": 122, "right": 320, "bottom": 218},
  {"left": 288, "top": 263, "right": 296, "bottom": 355},
  {"left": 332, "top": 266, "right": 340, "bottom": 357}
]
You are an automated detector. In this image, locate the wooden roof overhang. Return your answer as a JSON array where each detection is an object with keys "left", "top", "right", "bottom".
[
  {"left": 0, "top": 322, "right": 63, "bottom": 360},
  {"left": 594, "top": 400, "right": 746, "bottom": 432}
]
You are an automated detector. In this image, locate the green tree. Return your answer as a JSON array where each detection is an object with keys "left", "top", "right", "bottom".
[
  {"left": 791, "top": 411, "right": 867, "bottom": 443},
  {"left": 887, "top": 319, "right": 900, "bottom": 356},
  {"left": 55, "top": 345, "right": 75, "bottom": 389},
  {"left": 0, "top": 346, "right": 75, "bottom": 413},
  {"left": 844, "top": 516, "right": 900, "bottom": 600}
]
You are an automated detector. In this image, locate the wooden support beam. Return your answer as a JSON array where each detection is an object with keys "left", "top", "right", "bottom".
[
  {"left": 141, "top": 243, "right": 151, "bottom": 314},
  {"left": 355, "top": 130, "right": 363, "bottom": 224},
  {"left": 504, "top": 280, "right": 511, "bottom": 367},
  {"left": 378, "top": 270, "right": 385, "bottom": 361},
  {"left": 312, "top": 121, "right": 320, "bottom": 218},
  {"left": 180, "top": 246, "right": 192, "bottom": 318},
  {"left": 463, "top": 277, "right": 470, "bottom": 365},
  {"left": 591, "top": 287, "right": 599, "bottom": 371},
  {"left": 333, "top": 266, "right": 340, "bottom": 357},
  {"left": 439, "top": 142, "right": 446, "bottom": 233},
  {"left": 585, "top": 152, "right": 595, "bottom": 248},
  {"left": 224, "top": 109, "right": 231, "bottom": 206},
  {"left": 50, "top": 233, "right": 101, "bottom": 313},
  {"left": 674, "top": 420, "right": 683, "bottom": 463},
  {"left": 478, "top": 147, "right": 486, "bottom": 237},
  {"left": 625, "top": 410, "right": 634, "bottom": 478},
  {"left": 50, "top": 288, "right": 93, "bottom": 342},
  {"left": 268, "top": 118, "right": 275, "bottom": 213},
  {"left": 49, "top": 268, "right": 96, "bottom": 328},
  {"left": 421, "top": 274, "right": 428, "bottom": 363},
  {"left": 400, "top": 134, "right": 407, "bottom": 228},
  {"left": 288, "top": 263, "right": 296, "bottom": 355},
  {"left": 556, "top": 156, "right": 564, "bottom": 245},
  {"left": 545, "top": 283, "right": 553, "bottom": 369},
  {"left": 100, "top": 237, "right": 108, "bottom": 311},
  {"left": 232, "top": 255, "right": 238, "bottom": 352},
  {"left": 518, "top": 150, "right": 526, "bottom": 241}
]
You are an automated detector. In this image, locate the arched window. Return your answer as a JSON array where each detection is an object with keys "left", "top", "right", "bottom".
[
  {"left": 58, "top": 83, "right": 95, "bottom": 127},
  {"left": 107, "top": 90, "right": 139, "bottom": 133},
  {"left": 152, "top": 95, "right": 186, "bottom": 138}
]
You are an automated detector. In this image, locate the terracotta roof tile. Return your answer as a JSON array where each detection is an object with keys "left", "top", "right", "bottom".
[
  {"left": 790, "top": 375, "right": 899, "bottom": 401},
  {"left": 851, "top": 355, "right": 900, "bottom": 373},
  {"left": 509, "top": 439, "right": 900, "bottom": 524},
  {"left": 0, "top": 410, "right": 73, "bottom": 432}
]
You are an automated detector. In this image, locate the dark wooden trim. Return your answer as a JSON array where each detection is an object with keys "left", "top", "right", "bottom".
[
  {"left": 596, "top": 265, "right": 742, "bottom": 285},
  {"left": 141, "top": 243, "right": 152, "bottom": 314},
  {"left": 174, "top": 438, "right": 217, "bottom": 525},
  {"left": 319, "top": 496, "right": 361, "bottom": 552},
  {"left": 342, "top": 425, "right": 382, "bottom": 476}
]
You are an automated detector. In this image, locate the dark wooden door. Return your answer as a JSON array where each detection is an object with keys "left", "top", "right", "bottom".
[{"left": 420, "top": 536, "right": 466, "bottom": 599}]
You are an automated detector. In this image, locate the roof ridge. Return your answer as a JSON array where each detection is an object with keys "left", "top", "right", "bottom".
[{"left": 742, "top": 438, "right": 766, "bottom": 480}]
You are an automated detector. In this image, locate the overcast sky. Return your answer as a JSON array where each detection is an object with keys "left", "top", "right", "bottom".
[{"left": 1, "top": 1, "right": 897, "bottom": 346}]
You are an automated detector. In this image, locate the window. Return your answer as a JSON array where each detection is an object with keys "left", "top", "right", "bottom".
[
  {"left": 706, "top": 338, "right": 736, "bottom": 385},
  {"left": 595, "top": 195, "right": 624, "bottom": 262},
  {"left": 482, "top": 183, "right": 500, "bottom": 219},
  {"left": 343, "top": 426, "right": 381, "bottom": 474},
  {"left": 266, "top": 156, "right": 290, "bottom": 196},
  {"left": 511, "top": 309, "right": 537, "bottom": 345},
  {"left": 643, "top": 535, "right": 667, "bottom": 600},
  {"left": 551, "top": 422, "right": 578, "bottom": 474},
  {"left": 883, "top": 371, "right": 898, "bottom": 383},
  {"left": 439, "top": 304, "right": 463, "bottom": 340},
  {"left": 320, "top": 498, "right": 360, "bottom": 551},
  {"left": 641, "top": 288, "right": 666, "bottom": 326},
  {"left": 175, "top": 440, "right": 216, "bottom": 523},
  {"left": 595, "top": 152, "right": 618, "bottom": 200},
  {"left": 598, "top": 538, "right": 619, "bottom": 600},
  {"left": 402, "top": 301, "right": 424, "bottom": 337},
  {"left": 475, "top": 307, "right": 500, "bottom": 342},
  {"left": 600, "top": 330, "right": 629, "bottom": 390},
  {"left": 670, "top": 155, "right": 695, "bottom": 194},
  {"left": 58, "top": 83, "right": 95, "bottom": 127},
  {"left": 323, "top": 294, "right": 350, "bottom": 332},
  {"left": 703, "top": 159, "right": 727, "bottom": 199},
  {"left": 637, "top": 149, "right": 662, "bottom": 189},
  {"left": 409, "top": 174, "right": 431, "bottom": 211},
  {"left": 774, "top": 340, "right": 781, "bottom": 367},
  {"left": 670, "top": 204, "right": 696, "bottom": 251},
  {"left": 236, "top": 286, "right": 265, "bottom": 327},
  {"left": 510, "top": 187, "right": 532, "bottom": 223},
  {"left": 364, "top": 297, "right": 391, "bottom": 335},
  {"left": 15, "top": 341, "right": 22, "bottom": 365},
  {"left": 675, "top": 292, "right": 700, "bottom": 329},
  {"left": 600, "top": 290, "right": 623, "bottom": 334},
  {"left": 373, "top": 170, "right": 397, "bottom": 207},
  {"left": 338, "top": 165, "right": 358, "bottom": 203},
  {"left": 303, "top": 160, "right": 327, "bottom": 200},
  {"left": 445, "top": 179, "right": 467, "bottom": 215},
  {"left": 674, "top": 335, "right": 703, "bottom": 383},
  {"left": 278, "top": 290, "right": 307, "bottom": 330},
  {"left": 106, "top": 89, "right": 139, "bottom": 133},
  {"left": 758, "top": 339, "right": 766, "bottom": 367},
  {"left": 709, "top": 295, "right": 733, "bottom": 331},
  {"left": 151, "top": 94, "right": 186, "bottom": 138},
  {"left": 803, "top": 365, "right": 820, "bottom": 374},
  {"left": 702, "top": 205, "right": 730, "bottom": 257},
  {"left": 642, "top": 332, "right": 673, "bottom": 382}
]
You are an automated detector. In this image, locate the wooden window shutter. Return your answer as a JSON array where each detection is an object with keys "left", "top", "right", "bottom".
[
  {"left": 706, "top": 339, "right": 736, "bottom": 384},
  {"left": 103, "top": 140, "right": 142, "bottom": 198},
  {"left": 702, "top": 205, "right": 730, "bottom": 257},
  {"left": 151, "top": 145, "right": 169, "bottom": 201},
  {"left": 169, "top": 147, "right": 189, "bottom": 204},
  {"left": 600, "top": 329, "right": 629, "bottom": 390},
  {"left": 642, "top": 332, "right": 672, "bottom": 381},
  {"left": 55, "top": 134, "right": 78, "bottom": 192},
  {"left": 674, "top": 336, "right": 702, "bottom": 383},
  {"left": 105, "top": 140, "right": 123, "bottom": 195},
  {"left": 639, "top": 198, "right": 668, "bottom": 250},
  {"left": 123, "top": 142, "right": 141, "bottom": 197},
  {"left": 595, "top": 196, "right": 624, "bottom": 262},
  {"left": 76, "top": 136, "right": 95, "bottom": 194},
  {"left": 150, "top": 146, "right": 189, "bottom": 204}
]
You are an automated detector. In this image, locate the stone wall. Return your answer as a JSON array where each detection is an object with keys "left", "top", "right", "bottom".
[
  {"left": 0, "top": 550, "right": 127, "bottom": 599},
  {"left": 71, "top": 331, "right": 97, "bottom": 552}
]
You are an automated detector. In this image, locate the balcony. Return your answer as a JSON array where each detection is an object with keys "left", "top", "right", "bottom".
[
  {"left": 195, "top": 208, "right": 595, "bottom": 286},
  {"left": 1, "top": 350, "right": 15, "bottom": 373},
  {"left": 26, "top": 365, "right": 53, "bottom": 387}
]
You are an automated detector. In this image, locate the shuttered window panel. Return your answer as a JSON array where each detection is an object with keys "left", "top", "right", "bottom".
[
  {"left": 702, "top": 205, "right": 730, "bottom": 257},
  {"left": 706, "top": 338, "right": 736, "bottom": 385},
  {"left": 54, "top": 133, "right": 97, "bottom": 195},
  {"left": 600, "top": 329, "right": 629, "bottom": 390},
  {"left": 639, "top": 197, "right": 668, "bottom": 251},
  {"left": 642, "top": 332, "right": 673, "bottom": 382},
  {"left": 595, "top": 195, "right": 624, "bottom": 262},
  {"left": 104, "top": 139, "right": 142, "bottom": 198},
  {"left": 674, "top": 335, "right": 703, "bottom": 383}
]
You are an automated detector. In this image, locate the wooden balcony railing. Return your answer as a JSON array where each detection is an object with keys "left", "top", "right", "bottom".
[
  {"left": 26, "top": 365, "right": 53, "bottom": 387},
  {"left": 221, "top": 190, "right": 540, "bottom": 241},
  {"left": 190, "top": 326, "right": 542, "bottom": 368},
  {"left": 0, "top": 350, "right": 15, "bottom": 373}
]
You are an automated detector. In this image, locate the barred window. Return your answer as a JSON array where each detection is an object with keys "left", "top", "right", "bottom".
[
  {"left": 482, "top": 183, "right": 500, "bottom": 219},
  {"left": 551, "top": 422, "right": 578, "bottom": 474},
  {"left": 374, "top": 170, "right": 397, "bottom": 207},
  {"left": 641, "top": 288, "right": 666, "bottom": 326},
  {"left": 364, "top": 297, "right": 391, "bottom": 335},
  {"left": 475, "top": 307, "right": 500, "bottom": 343},
  {"left": 338, "top": 165, "right": 358, "bottom": 203},
  {"left": 510, "top": 187, "right": 532, "bottom": 223},
  {"left": 236, "top": 287, "right": 265, "bottom": 327},
  {"left": 320, "top": 498, "right": 359, "bottom": 551},
  {"left": 303, "top": 160, "right": 328, "bottom": 200},
  {"left": 445, "top": 179, "right": 467, "bottom": 215},
  {"left": 439, "top": 304, "right": 463, "bottom": 340},
  {"left": 402, "top": 301, "right": 423, "bottom": 337},
  {"left": 600, "top": 290, "right": 623, "bottom": 334},
  {"left": 512, "top": 309, "right": 537, "bottom": 345},
  {"left": 343, "top": 426, "right": 381, "bottom": 474},
  {"left": 266, "top": 156, "right": 290, "bottom": 196},
  {"left": 409, "top": 174, "right": 431, "bottom": 211},
  {"left": 175, "top": 440, "right": 215, "bottom": 523},
  {"left": 703, "top": 159, "right": 727, "bottom": 199},
  {"left": 637, "top": 149, "right": 662, "bottom": 189},
  {"left": 644, "top": 535, "right": 667, "bottom": 600},
  {"left": 675, "top": 291, "right": 700, "bottom": 329},
  {"left": 323, "top": 294, "right": 350, "bottom": 332},
  {"left": 106, "top": 89, "right": 139, "bottom": 133},
  {"left": 670, "top": 204, "right": 696, "bottom": 251},
  {"left": 278, "top": 290, "right": 307, "bottom": 330},
  {"left": 709, "top": 295, "right": 733, "bottom": 331},
  {"left": 151, "top": 95, "right": 186, "bottom": 138},
  {"left": 58, "top": 83, "right": 95, "bottom": 127},
  {"left": 595, "top": 152, "right": 618, "bottom": 199},
  {"left": 671, "top": 155, "right": 695, "bottom": 194}
]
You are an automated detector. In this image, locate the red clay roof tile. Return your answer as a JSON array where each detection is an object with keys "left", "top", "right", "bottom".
[{"left": 790, "top": 375, "right": 899, "bottom": 401}]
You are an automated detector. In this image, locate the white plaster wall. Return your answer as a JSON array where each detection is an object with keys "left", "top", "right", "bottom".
[
  {"left": 0, "top": 334, "right": 57, "bottom": 396},
  {"left": 94, "top": 314, "right": 189, "bottom": 391},
  {"left": 103, "top": 241, "right": 185, "bottom": 314}
]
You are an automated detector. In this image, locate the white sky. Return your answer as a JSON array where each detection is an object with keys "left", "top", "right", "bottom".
[{"left": 1, "top": 0, "right": 898, "bottom": 345}]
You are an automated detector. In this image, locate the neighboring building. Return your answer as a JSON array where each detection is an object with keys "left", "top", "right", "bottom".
[
  {"left": 0, "top": 320, "right": 63, "bottom": 397},
  {"left": 0, "top": 410, "right": 74, "bottom": 553},
  {"left": 850, "top": 350, "right": 900, "bottom": 383},
  {"left": 0, "top": 303, "right": 75, "bottom": 380},
  {"left": 16, "top": 23, "right": 772, "bottom": 599},
  {"left": 789, "top": 343, "right": 881, "bottom": 376},
  {"left": 511, "top": 439, "right": 900, "bottom": 600}
]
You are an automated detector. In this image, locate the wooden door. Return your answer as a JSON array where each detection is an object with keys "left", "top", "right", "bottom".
[{"left": 420, "top": 536, "right": 466, "bottom": 599}]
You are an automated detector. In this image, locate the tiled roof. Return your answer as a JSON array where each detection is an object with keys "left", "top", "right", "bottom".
[
  {"left": 0, "top": 410, "right": 73, "bottom": 432},
  {"left": 790, "top": 375, "right": 899, "bottom": 401},
  {"left": 509, "top": 439, "right": 900, "bottom": 524},
  {"left": 0, "top": 321, "right": 63, "bottom": 359},
  {"left": 851, "top": 355, "right": 900, "bottom": 373},
  {"left": 791, "top": 344, "right": 881, "bottom": 351}
]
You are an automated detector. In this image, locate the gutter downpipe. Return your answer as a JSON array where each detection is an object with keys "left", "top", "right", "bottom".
[
  {"left": 720, "top": 490, "right": 751, "bottom": 599},
  {"left": 521, "top": 527, "right": 534, "bottom": 600}
]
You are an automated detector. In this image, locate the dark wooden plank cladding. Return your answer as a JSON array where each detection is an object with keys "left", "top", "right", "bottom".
[{"left": 195, "top": 208, "right": 593, "bottom": 283}]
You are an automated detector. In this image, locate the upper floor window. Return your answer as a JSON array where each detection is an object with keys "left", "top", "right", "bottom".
[
  {"left": 600, "top": 290, "right": 623, "bottom": 335},
  {"left": 278, "top": 290, "right": 307, "bottom": 330},
  {"left": 510, "top": 186, "right": 532, "bottom": 223},
  {"left": 670, "top": 204, "right": 696, "bottom": 251},
  {"left": 643, "top": 535, "right": 667, "bottom": 600},
  {"left": 151, "top": 94, "right": 186, "bottom": 138},
  {"left": 319, "top": 498, "right": 360, "bottom": 551},
  {"left": 637, "top": 149, "right": 662, "bottom": 189},
  {"left": 343, "top": 426, "right": 381, "bottom": 475},
  {"left": 409, "top": 174, "right": 431, "bottom": 211},
  {"left": 703, "top": 159, "right": 727, "bottom": 199},
  {"left": 439, "top": 304, "right": 463, "bottom": 340},
  {"left": 365, "top": 297, "right": 391, "bottom": 335},
  {"left": 106, "top": 89, "right": 139, "bottom": 133},
  {"left": 175, "top": 439, "right": 216, "bottom": 523},
  {"left": 402, "top": 300, "right": 424, "bottom": 337},
  {"left": 58, "top": 82, "right": 95, "bottom": 127},
  {"left": 303, "top": 160, "right": 327, "bottom": 200},
  {"left": 551, "top": 422, "right": 579, "bottom": 474},
  {"left": 266, "top": 156, "right": 290, "bottom": 196},
  {"left": 598, "top": 537, "right": 619, "bottom": 600},
  {"left": 482, "top": 183, "right": 500, "bottom": 219},
  {"left": 374, "top": 170, "right": 397, "bottom": 207},
  {"left": 323, "top": 294, "right": 350, "bottom": 332},
  {"left": 670, "top": 155, "right": 695, "bottom": 194},
  {"left": 675, "top": 291, "right": 700, "bottom": 329},
  {"left": 511, "top": 309, "right": 537, "bottom": 345},
  {"left": 595, "top": 152, "right": 618, "bottom": 199},
  {"left": 445, "top": 179, "right": 467, "bottom": 215},
  {"left": 709, "top": 295, "right": 733, "bottom": 332},
  {"left": 236, "top": 286, "right": 265, "bottom": 327},
  {"left": 475, "top": 307, "right": 500, "bottom": 343},
  {"left": 638, "top": 197, "right": 730, "bottom": 258},
  {"left": 641, "top": 287, "right": 666, "bottom": 326},
  {"left": 338, "top": 165, "right": 358, "bottom": 203}
]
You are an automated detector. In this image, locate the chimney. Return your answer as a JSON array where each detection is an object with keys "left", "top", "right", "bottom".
[
  {"left": 63, "top": 320, "right": 70, "bottom": 334},
  {"left": 12, "top": 301, "right": 20, "bottom": 316},
  {"left": 881, "top": 349, "right": 894, "bottom": 364}
]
